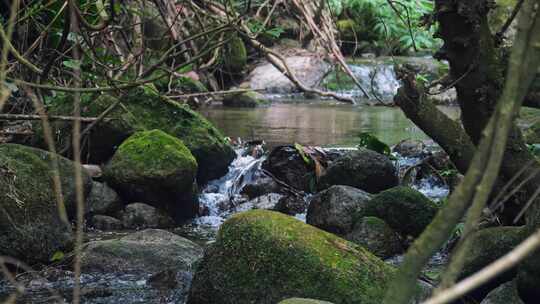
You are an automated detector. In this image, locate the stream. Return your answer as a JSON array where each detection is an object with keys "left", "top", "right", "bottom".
[{"left": 0, "top": 59, "right": 456, "bottom": 303}]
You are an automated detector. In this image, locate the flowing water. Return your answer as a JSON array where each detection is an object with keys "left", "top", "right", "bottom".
[{"left": 1, "top": 60, "right": 455, "bottom": 303}]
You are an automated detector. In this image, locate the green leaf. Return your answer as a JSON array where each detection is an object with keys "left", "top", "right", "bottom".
[
  {"left": 294, "top": 142, "right": 312, "bottom": 165},
  {"left": 50, "top": 250, "right": 65, "bottom": 262},
  {"left": 357, "top": 132, "right": 391, "bottom": 156},
  {"left": 62, "top": 59, "right": 81, "bottom": 70}
]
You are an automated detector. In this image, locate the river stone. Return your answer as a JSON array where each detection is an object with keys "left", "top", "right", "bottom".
[
  {"left": 274, "top": 195, "right": 308, "bottom": 215},
  {"left": 392, "top": 139, "right": 426, "bottom": 158},
  {"left": 246, "top": 55, "right": 331, "bottom": 93},
  {"left": 240, "top": 176, "right": 281, "bottom": 199},
  {"left": 460, "top": 226, "right": 525, "bottom": 300},
  {"left": 222, "top": 91, "right": 269, "bottom": 108},
  {"left": 481, "top": 280, "right": 524, "bottom": 304},
  {"left": 278, "top": 299, "right": 334, "bottom": 304},
  {"left": 318, "top": 148, "right": 398, "bottom": 194},
  {"left": 0, "top": 144, "right": 92, "bottom": 265},
  {"left": 81, "top": 229, "right": 203, "bottom": 274},
  {"left": 345, "top": 216, "right": 403, "bottom": 259},
  {"left": 121, "top": 203, "right": 175, "bottom": 229},
  {"left": 355, "top": 187, "right": 438, "bottom": 238},
  {"left": 262, "top": 146, "right": 313, "bottom": 191},
  {"left": 35, "top": 89, "right": 235, "bottom": 183},
  {"left": 90, "top": 215, "right": 123, "bottom": 231},
  {"left": 85, "top": 181, "right": 123, "bottom": 216},
  {"left": 104, "top": 130, "right": 199, "bottom": 221},
  {"left": 187, "top": 210, "right": 394, "bottom": 304},
  {"left": 306, "top": 185, "right": 372, "bottom": 235},
  {"left": 235, "top": 193, "right": 284, "bottom": 213}
]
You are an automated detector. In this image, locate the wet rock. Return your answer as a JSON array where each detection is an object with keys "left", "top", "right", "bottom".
[
  {"left": 148, "top": 268, "right": 178, "bottom": 290},
  {"left": 274, "top": 195, "right": 308, "bottom": 215},
  {"left": 481, "top": 280, "right": 524, "bottom": 304},
  {"left": 0, "top": 144, "right": 92, "bottom": 264},
  {"left": 90, "top": 215, "right": 123, "bottom": 231},
  {"left": 187, "top": 210, "right": 394, "bottom": 304},
  {"left": 85, "top": 181, "right": 123, "bottom": 216},
  {"left": 246, "top": 55, "right": 331, "bottom": 93},
  {"left": 240, "top": 176, "right": 281, "bottom": 199},
  {"left": 355, "top": 186, "right": 438, "bottom": 238},
  {"left": 236, "top": 193, "right": 284, "bottom": 213},
  {"left": 460, "top": 226, "right": 525, "bottom": 300},
  {"left": 104, "top": 130, "right": 199, "bottom": 221},
  {"left": 392, "top": 139, "right": 426, "bottom": 158},
  {"left": 307, "top": 185, "right": 372, "bottom": 235},
  {"left": 121, "top": 203, "right": 175, "bottom": 229},
  {"left": 223, "top": 91, "right": 269, "bottom": 108},
  {"left": 83, "top": 164, "right": 102, "bottom": 179},
  {"left": 223, "top": 35, "right": 247, "bottom": 73},
  {"left": 262, "top": 145, "right": 317, "bottom": 192},
  {"left": 279, "top": 299, "right": 334, "bottom": 304},
  {"left": 81, "top": 229, "right": 203, "bottom": 274},
  {"left": 318, "top": 148, "right": 398, "bottom": 194},
  {"left": 35, "top": 89, "right": 235, "bottom": 183},
  {"left": 345, "top": 216, "right": 403, "bottom": 259}
]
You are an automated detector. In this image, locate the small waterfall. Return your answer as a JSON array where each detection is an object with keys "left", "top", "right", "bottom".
[{"left": 194, "top": 148, "right": 266, "bottom": 228}]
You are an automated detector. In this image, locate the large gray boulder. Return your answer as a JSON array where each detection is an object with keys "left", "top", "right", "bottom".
[
  {"left": 306, "top": 185, "right": 372, "bottom": 235},
  {"left": 81, "top": 229, "right": 203, "bottom": 274},
  {"left": 85, "top": 181, "right": 123, "bottom": 216},
  {"left": 121, "top": 203, "right": 175, "bottom": 229},
  {"left": 346, "top": 216, "right": 403, "bottom": 259},
  {"left": 245, "top": 55, "right": 331, "bottom": 93}
]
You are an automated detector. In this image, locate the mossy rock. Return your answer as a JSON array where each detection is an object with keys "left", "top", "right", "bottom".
[
  {"left": 278, "top": 299, "right": 334, "bottom": 304},
  {"left": 460, "top": 226, "right": 525, "bottom": 300},
  {"left": 480, "top": 280, "right": 524, "bottom": 304},
  {"left": 0, "top": 144, "right": 92, "bottom": 265},
  {"left": 337, "top": 19, "right": 361, "bottom": 42},
  {"left": 104, "top": 130, "right": 198, "bottom": 220},
  {"left": 355, "top": 187, "right": 438, "bottom": 238},
  {"left": 517, "top": 226, "right": 540, "bottom": 302},
  {"left": 187, "top": 210, "right": 394, "bottom": 304},
  {"left": 36, "top": 89, "right": 235, "bottom": 183},
  {"left": 222, "top": 91, "right": 270, "bottom": 108},
  {"left": 224, "top": 35, "right": 247, "bottom": 73},
  {"left": 345, "top": 216, "right": 403, "bottom": 259}
]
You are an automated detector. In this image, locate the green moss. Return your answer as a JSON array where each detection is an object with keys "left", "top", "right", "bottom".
[
  {"left": 355, "top": 186, "right": 438, "bottom": 237},
  {"left": 224, "top": 35, "right": 247, "bottom": 73},
  {"left": 188, "top": 210, "right": 394, "bottom": 304},
  {"left": 337, "top": 19, "right": 361, "bottom": 41},
  {"left": 106, "top": 129, "right": 197, "bottom": 186},
  {"left": 0, "top": 144, "right": 92, "bottom": 264},
  {"left": 40, "top": 89, "right": 235, "bottom": 182},
  {"left": 222, "top": 91, "right": 270, "bottom": 108}
]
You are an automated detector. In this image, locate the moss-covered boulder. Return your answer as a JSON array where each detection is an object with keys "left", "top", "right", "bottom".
[
  {"left": 278, "top": 299, "right": 334, "bottom": 304},
  {"left": 345, "top": 216, "right": 403, "bottom": 259},
  {"left": 460, "top": 226, "right": 525, "bottom": 300},
  {"left": 104, "top": 130, "right": 198, "bottom": 220},
  {"left": 480, "top": 280, "right": 524, "bottom": 304},
  {"left": 355, "top": 187, "right": 438, "bottom": 238},
  {"left": 187, "top": 210, "right": 394, "bottom": 304},
  {"left": 222, "top": 91, "right": 270, "bottom": 108},
  {"left": 36, "top": 90, "right": 235, "bottom": 183},
  {"left": 306, "top": 185, "right": 372, "bottom": 235},
  {"left": 318, "top": 149, "right": 398, "bottom": 194},
  {"left": 0, "top": 144, "right": 92, "bottom": 265},
  {"left": 224, "top": 35, "right": 247, "bottom": 73}
]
